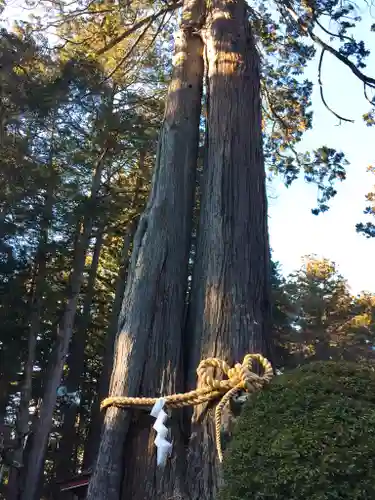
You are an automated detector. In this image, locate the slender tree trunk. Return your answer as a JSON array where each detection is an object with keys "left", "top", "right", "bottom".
[
  {"left": 7, "top": 256, "right": 46, "bottom": 500},
  {"left": 86, "top": 2, "right": 205, "bottom": 498},
  {"left": 7, "top": 160, "right": 55, "bottom": 500},
  {"left": 186, "top": 1, "right": 271, "bottom": 498},
  {"left": 83, "top": 218, "right": 137, "bottom": 470},
  {"left": 20, "top": 149, "right": 108, "bottom": 500},
  {"left": 55, "top": 226, "right": 105, "bottom": 481}
]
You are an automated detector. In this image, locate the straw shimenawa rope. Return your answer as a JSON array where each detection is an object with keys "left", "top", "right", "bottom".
[{"left": 101, "top": 353, "right": 273, "bottom": 462}]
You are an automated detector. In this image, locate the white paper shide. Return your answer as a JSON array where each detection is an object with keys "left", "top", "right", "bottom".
[{"left": 150, "top": 398, "right": 173, "bottom": 467}]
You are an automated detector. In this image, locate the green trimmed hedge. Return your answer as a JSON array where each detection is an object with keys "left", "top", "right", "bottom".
[{"left": 221, "top": 362, "right": 375, "bottom": 500}]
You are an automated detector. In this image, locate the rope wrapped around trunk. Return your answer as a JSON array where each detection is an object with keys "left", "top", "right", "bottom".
[{"left": 101, "top": 353, "right": 273, "bottom": 462}]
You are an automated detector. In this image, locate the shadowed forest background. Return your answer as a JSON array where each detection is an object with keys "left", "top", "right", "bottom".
[{"left": 0, "top": 0, "right": 375, "bottom": 498}]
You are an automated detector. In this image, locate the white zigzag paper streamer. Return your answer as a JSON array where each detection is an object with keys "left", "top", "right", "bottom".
[{"left": 150, "top": 398, "right": 173, "bottom": 467}]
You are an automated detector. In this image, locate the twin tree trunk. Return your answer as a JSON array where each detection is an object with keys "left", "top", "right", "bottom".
[{"left": 88, "top": 0, "right": 270, "bottom": 499}]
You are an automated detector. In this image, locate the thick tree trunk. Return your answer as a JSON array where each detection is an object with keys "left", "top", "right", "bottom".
[
  {"left": 20, "top": 149, "right": 108, "bottom": 500},
  {"left": 83, "top": 218, "right": 137, "bottom": 470},
  {"left": 86, "top": 2, "right": 205, "bottom": 498},
  {"left": 186, "top": 1, "right": 271, "bottom": 498},
  {"left": 55, "top": 226, "right": 104, "bottom": 481}
]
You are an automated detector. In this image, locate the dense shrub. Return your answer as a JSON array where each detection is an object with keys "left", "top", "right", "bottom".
[{"left": 221, "top": 362, "right": 375, "bottom": 500}]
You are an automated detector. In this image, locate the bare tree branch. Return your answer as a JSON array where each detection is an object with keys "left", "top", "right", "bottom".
[
  {"left": 363, "top": 82, "right": 375, "bottom": 105},
  {"left": 107, "top": 10, "right": 171, "bottom": 82},
  {"left": 104, "top": 16, "right": 156, "bottom": 81},
  {"left": 318, "top": 48, "right": 354, "bottom": 123},
  {"left": 315, "top": 18, "right": 353, "bottom": 43},
  {"left": 96, "top": 1, "right": 181, "bottom": 55}
]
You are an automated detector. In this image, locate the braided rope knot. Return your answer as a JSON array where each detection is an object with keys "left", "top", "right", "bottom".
[
  {"left": 197, "top": 353, "right": 271, "bottom": 392},
  {"left": 100, "top": 353, "right": 273, "bottom": 462}
]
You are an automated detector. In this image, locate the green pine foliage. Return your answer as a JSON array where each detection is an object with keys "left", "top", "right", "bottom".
[
  {"left": 274, "top": 255, "right": 375, "bottom": 366},
  {"left": 221, "top": 361, "right": 375, "bottom": 500}
]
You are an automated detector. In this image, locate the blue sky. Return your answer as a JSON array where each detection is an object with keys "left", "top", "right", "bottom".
[
  {"left": 2, "top": 1, "right": 374, "bottom": 294},
  {"left": 268, "top": 14, "right": 375, "bottom": 294}
]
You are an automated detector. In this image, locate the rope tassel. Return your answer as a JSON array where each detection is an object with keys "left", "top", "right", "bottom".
[{"left": 101, "top": 353, "right": 273, "bottom": 462}]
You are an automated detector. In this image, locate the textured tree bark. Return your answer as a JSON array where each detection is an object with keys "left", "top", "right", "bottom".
[
  {"left": 20, "top": 149, "right": 108, "bottom": 500},
  {"left": 185, "top": 1, "right": 271, "bottom": 499},
  {"left": 86, "top": 2, "right": 205, "bottom": 498},
  {"left": 55, "top": 226, "right": 104, "bottom": 482}
]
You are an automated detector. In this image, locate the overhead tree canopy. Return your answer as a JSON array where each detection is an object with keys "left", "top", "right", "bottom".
[{"left": 13, "top": 0, "right": 375, "bottom": 211}]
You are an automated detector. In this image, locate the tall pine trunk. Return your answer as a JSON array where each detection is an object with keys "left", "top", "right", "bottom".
[
  {"left": 86, "top": 1, "right": 205, "bottom": 497},
  {"left": 186, "top": 1, "right": 271, "bottom": 498},
  {"left": 20, "top": 149, "right": 108, "bottom": 500},
  {"left": 7, "top": 219, "right": 50, "bottom": 500},
  {"left": 55, "top": 226, "right": 105, "bottom": 481},
  {"left": 7, "top": 142, "right": 55, "bottom": 500}
]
